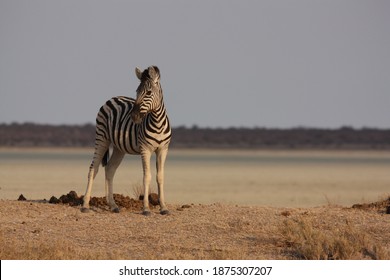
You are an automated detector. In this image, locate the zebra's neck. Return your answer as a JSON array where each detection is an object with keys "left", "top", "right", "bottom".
[
  {"left": 149, "top": 99, "right": 168, "bottom": 123},
  {"left": 141, "top": 99, "right": 170, "bottom": 137},
  {"left": 138, "top": 99, "right": 171, "bottom": 149}
]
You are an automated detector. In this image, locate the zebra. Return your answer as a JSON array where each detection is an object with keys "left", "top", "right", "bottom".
[{"left": 81, "top": 65, "right": 172, "bottom": 216}]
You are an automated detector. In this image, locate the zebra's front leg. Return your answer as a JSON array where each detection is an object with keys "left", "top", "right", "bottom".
[
  {"left": 141, "top": 150, "right": 153, "bottom": 216},
  {"left": 156, "top": 148, "right": 169, "bottom": 215}
]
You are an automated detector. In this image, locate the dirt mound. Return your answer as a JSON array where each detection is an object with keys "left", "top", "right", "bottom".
[
  {"left": 17, "top": 191, "right": 153, "bottom": 212},
  {"left": 49, "top": 191, "right": 83, "bottom": 206},
  {"left": 17, "top": 194, "right": 27, "bottom": 201},
  {"left": 89, "top": 193, "right": 144, "bottom": 211},
  {"left": 352, "top": 196, "right": 390, "bottom": 214}
]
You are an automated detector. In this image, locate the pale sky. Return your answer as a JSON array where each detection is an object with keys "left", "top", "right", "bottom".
[{"left": 1, "top": 0, "right": 389, "bottom": 128}]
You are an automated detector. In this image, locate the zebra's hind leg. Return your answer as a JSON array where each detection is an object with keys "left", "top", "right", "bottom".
[
  {"left": 81, "top": 144, "right": 108, "bottom": 213},
  {"left": 105, "top": 147, "right": 125, "bottom": 213}
]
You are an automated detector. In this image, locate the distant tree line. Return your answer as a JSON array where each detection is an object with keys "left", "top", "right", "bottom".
[
  {"left": 1, "top": 123, "right": 390, "bottom": 149},
  {"left": 0, "top": 123, "right": 95, "bottom": 147}
]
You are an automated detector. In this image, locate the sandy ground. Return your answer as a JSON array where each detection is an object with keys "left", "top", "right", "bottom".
[
  {"left": 3, "top": 148, "right": 390, "bottom": 207},
  {"left": 1, "top": 196, "right": 389, "bottom": 260}
]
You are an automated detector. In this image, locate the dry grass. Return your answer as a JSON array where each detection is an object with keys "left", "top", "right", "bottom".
[
  {"left": 0, "top": 199, "right": 389, "bottom": 260},
  {"left": 281, "top": 216, "right": 389, "bottom": 260},
  {"left": 132, "top": 183, "right": 157, "bottom": 200},
  {"left": 0, "top": 231, "right": 98, "bottom": 260}
]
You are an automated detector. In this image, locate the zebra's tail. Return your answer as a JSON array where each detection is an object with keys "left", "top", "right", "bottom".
[{"left": 102, "top": 149, "right": 110, "bottom": 167}]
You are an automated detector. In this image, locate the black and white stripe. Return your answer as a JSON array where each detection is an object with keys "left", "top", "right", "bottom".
[
  {"left": 95, "top": 95, "right": 171, "bottom": 156},
  {"left": 82, "top": 66, "right": 172, "bottom": 215}
]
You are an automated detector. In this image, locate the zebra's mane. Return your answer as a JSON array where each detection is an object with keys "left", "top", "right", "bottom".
[{"left": 140, "top": 66, "right": 160, "bottom": 82}]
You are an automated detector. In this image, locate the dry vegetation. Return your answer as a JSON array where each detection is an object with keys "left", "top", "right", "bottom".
[
  {"left": 0, "top": 193, "right": 389, "bottom": 260},
  {"left": 281, "top": 215, "right": 389, "bottom": 260}
]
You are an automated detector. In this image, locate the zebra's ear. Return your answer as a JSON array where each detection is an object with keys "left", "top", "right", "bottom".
[
  {"left": 135, "top": 67, "right": 143, "bottom": 80},
  {"left": 148, "top": 66, "right": 160, "bottom": 83}
]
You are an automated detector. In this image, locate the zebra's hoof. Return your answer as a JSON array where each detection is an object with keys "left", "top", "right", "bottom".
[
  {"left": 142, "top": 210, "right": 152, "bottom": 216},
  {"left": 112, "top": 207, "right": 120, "bottom": 213},
  {"left": 80, "top": 207, "right": 90, "bottom": 213},
  {"left": 160, "top": 209, "right": 170, "bottom": 215}
]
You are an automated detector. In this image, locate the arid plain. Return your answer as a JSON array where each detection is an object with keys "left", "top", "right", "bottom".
[{"left": 0, "top": 148, "right": 389, "bottom": 259}]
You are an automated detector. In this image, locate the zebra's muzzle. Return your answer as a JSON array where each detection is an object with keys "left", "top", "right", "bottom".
[
  {"left": 131, "top": 104, "right": 146, "bottom": 124},
  {"left": 131, "top": 113, "right": 145, "bottom": 124}
]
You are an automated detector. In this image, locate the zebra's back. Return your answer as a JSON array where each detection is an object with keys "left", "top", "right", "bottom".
[{"left": 95, "top": 96, "right": 141, "bottom": 154}]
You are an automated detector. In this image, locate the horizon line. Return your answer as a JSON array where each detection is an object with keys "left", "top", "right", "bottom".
[{"left": 1, "top": 122, "right": 390, "bottom": 131}]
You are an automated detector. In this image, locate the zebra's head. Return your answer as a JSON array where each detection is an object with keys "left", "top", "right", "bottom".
[{"left": 131, "top": 66, "right": 163, "bottom": 124}]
